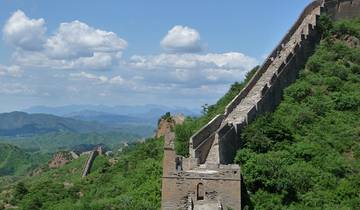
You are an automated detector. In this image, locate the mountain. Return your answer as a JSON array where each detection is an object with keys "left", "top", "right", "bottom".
[
  {"left": 0, "top": 131, "right": 141, "bottom": 153},
  {"left": 63, "top": 110, "right": 150, "bottom": 126},
  {"left": 0, "top": 111, "right": 152, "bottom": 153},
  {"left": 0, "top": 143, "right": 49, "bottom": 177},
  {"left": 23, "top": 104, "right": 200, "bottom": 119},
  {"left": 0, "top": 111, "right": 113, "bottom": 137}
]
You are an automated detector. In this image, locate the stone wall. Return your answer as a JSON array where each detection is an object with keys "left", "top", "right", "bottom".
[
  {"left": 217, "top": 0, "right": 360, "bottom": 165},
  {"left": 82, "top": 150, "right": 98, "bottom": 177},
  {"left": 324, "top": 0, "right": 360, "bottom": 20},
  {"left": 190, "top": 115, "right": 224, "bottom": 149},
  {"left": 162, "top": 165, "right": 241, "bottom": 210},
  {"left": 189, "top": 1, "right": 323, "bottom": 163},
  {"left": 190, "top": 0, "right": 360, "bottom": 165},
  {"left": 218, "top": 13, "right": 321, "bottom": 164}
]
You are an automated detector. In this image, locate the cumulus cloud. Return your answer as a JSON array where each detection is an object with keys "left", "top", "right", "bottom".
[
  {"left": 160, "top": 25, "right": 202, "bottom": 53},
  {"left": 0, "top": 65, "right": 23, "bottom": 77},
  {"left": 3, "top": 10, "right": 127, "bottom": 70},
  {"left": 44, "top": 20, "right": 127, "bottom": 60},
  {"left": 128, "top": 52, "right": 258, "bottom": 83},
  {"left": 70, "top": 71, "right": 125, "bottom": 85},
  {"left": 3, "top": 10, "right": 46, "bottom": 51}
]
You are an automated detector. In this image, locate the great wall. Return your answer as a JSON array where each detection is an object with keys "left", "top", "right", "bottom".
[
  {"left": 161, "top": 0, "right": 360, "bottom": 209},
  {"left": 82, "top": 146, "right": 104, "bottom": 178}
]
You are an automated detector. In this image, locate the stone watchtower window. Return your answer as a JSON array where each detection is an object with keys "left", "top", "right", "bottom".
[{"left": 197, "top": 183, "right": 204, "bottom": 200}]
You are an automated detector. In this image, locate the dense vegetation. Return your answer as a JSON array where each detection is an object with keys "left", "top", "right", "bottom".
[
  {"left": 0, "top": 138, "right": 163, "bottom": 210},
  {"left": 236, "top": 18, "right": 360, "bottom": 209},
  {"left": 0, "top": 144, "right": 50, "bottom": 187}
]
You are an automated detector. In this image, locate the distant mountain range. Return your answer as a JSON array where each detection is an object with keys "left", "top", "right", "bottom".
[
  {"left": 0, "top": 111, "right": 114, "bottom": 137},
  {"left": 0, "top": 104, "right": 200, "bottom": 138},
  {"left": 23, "top": 104, "right": 200, "bottom": 118},
  {"left": 22, "top": 104, "right": 200, "bottom": 134},
  {"left": 64, "top": 110, "right": 150, "bottom": 126}
]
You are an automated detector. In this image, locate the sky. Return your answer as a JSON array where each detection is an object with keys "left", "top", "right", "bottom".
[{"left": 0, "top": 0, "right": 312, "bottom": 112}]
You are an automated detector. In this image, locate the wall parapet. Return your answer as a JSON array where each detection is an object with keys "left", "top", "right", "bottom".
[
  {"left": 190, "top": 114, "right": 224, "bottom": 150},
  {"left": 82, "top": 150, "right": 98, "bottom": 177}
]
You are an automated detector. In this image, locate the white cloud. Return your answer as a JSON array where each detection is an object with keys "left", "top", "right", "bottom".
[
  {"left": 70, "top": 72, "right": 108, "bottom": 84},
  {"left": 109, "top": 75, "right": 124, "bottom": 85},
  {"left": 3, "top": 10, "right": 46, "bottom": 51},
  {"left": 44, "top": 20, "right": 127, "bottom": 60},
  {"left": 0, "top": 83, "right": 35, "bottom": 95},
  {"left": 160, "top": 25, "right": 202, "bottom": 53},
  {"left": 127, "top": 52, "right": 258, "bottom": 83},
  {"left": 70, "top": 71, "right": 125, "bottom": 85},
  {"left": 3, "top": 10, "right": 127, "bottom": 70},
  {"left": 0, "top": 65, "right": 23, "bottom": 77}
]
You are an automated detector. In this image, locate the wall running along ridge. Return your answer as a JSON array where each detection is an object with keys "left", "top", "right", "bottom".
[
  {"left": 81, "top": 146, "right": 103, "bottom": 178},
  {"left": 82, "top": 151, "right": 97, "bottom": 177},
  {"left": 162, "top": 1, "right": 360, "bottom": 209}
]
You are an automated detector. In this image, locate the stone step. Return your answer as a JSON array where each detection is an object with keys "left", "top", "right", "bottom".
[{"left": 204, "top": 136, "right": 219, "bottom": 164}]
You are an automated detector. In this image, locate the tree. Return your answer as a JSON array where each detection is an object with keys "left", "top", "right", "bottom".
[{"left": 14, "top": 182, "right": 28, "bottom": 201}]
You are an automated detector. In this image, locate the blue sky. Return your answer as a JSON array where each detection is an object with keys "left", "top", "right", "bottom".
[{"left": 0, "top": 0, "right": 312, "bottom": 112}]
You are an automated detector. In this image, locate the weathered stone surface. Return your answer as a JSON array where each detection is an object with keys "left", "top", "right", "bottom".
[
  {"left": 48, "top": 151, "right": 73, "bottom": 169},
  {"left": 156, "top": 114, "right": 184, "bottom": 139}
]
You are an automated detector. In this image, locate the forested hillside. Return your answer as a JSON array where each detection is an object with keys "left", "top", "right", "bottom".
[
  {"left": 236, "top": 17, "right": 360, "bottom": 209},
  {"left": 0, "top": 139, "right": 163, "bottom": 210},
  {"left": 0, "top": 144, "right": 50, "bottom": 187}
]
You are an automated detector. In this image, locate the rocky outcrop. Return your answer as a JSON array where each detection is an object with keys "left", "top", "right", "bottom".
[{"left": 48, "top": 151, "right": 73, "bottom": 169}]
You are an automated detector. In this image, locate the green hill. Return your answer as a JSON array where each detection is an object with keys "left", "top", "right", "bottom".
[
  {"left": 1, "top": 17, "right": 360, "bottom": 210},
  {"left": 234, "top": 17, "right": 360, "bottom": 209},
  {"left": 0, "top": 139, "right": 163, "bottom": 210},
  {"left": 0, "top": 111, "right": 114, "bottom": 137},
  {"left": 0, "top": 143, "right": 50, "bottom": 186}
]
